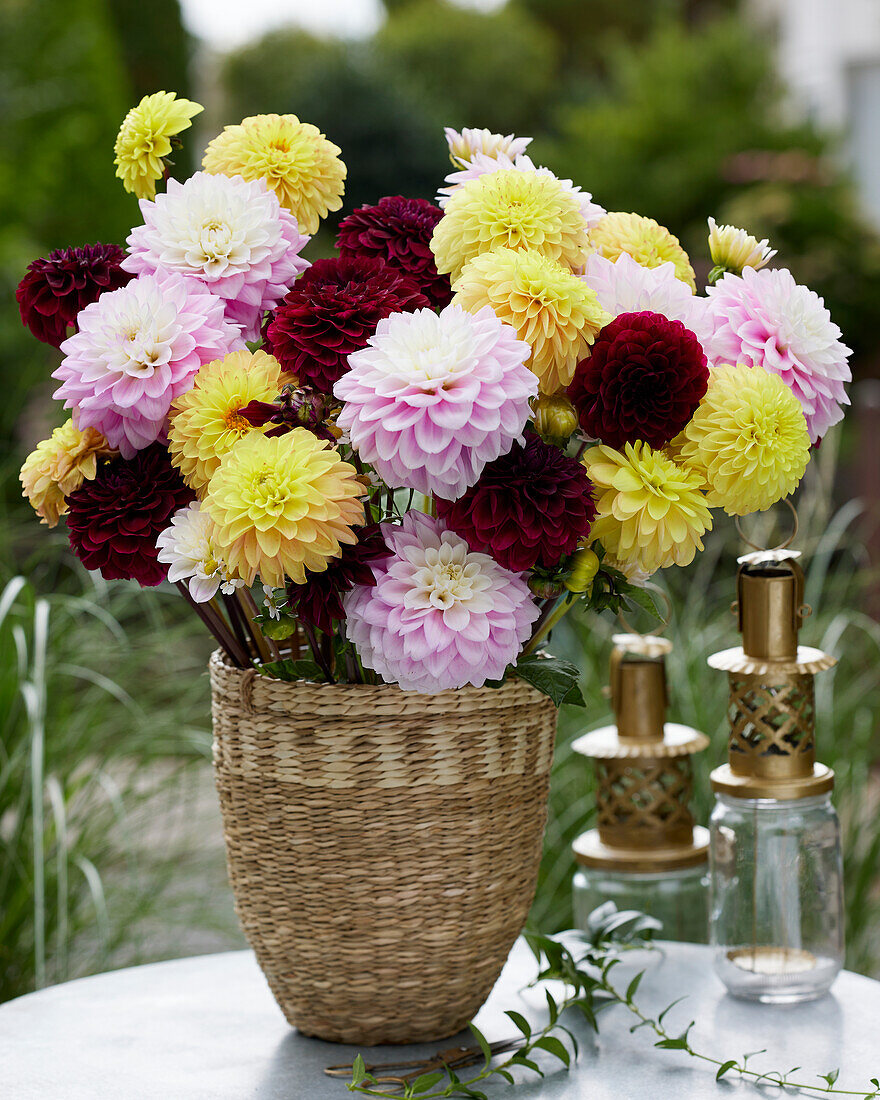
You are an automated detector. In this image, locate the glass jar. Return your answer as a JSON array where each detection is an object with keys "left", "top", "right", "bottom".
[
  {"left": 709, "top": 792, "right": 844, "bottom": 1002},
  {"left": 573, "top": 863, "right": 710, "bottom": 943}
]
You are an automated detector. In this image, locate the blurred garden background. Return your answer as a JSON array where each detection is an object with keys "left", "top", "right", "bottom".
[{"left": 3, "top": 0, "right": 880, "bottom": 1002}]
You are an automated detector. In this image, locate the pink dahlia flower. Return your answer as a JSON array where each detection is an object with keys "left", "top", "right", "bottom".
[
  {"left": 706, "top": 267, "right": 851, "bottom": 442},
  {"left": 581, "top": 253, "right": 714, "bottom": 349},
  {"left": 343, "top": 511, "right": 539, "bottom": 693},
  {"left": 334, "top": 304, "right": 537, "bottom": 499},
  {"left": 437, "top": 152, "right": 605, "bottom": 226},
  {"left": 53, "top": 272, "right": 240, "bottom": 458},
  {"left": 123, "top": 171, "right": 309, "bottom": 341}
]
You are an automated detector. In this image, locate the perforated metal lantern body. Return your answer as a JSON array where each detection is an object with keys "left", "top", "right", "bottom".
[
  {"left": 572, "top": 635, "right": 709, "bottom": 943},
  {"left": 708, "top": 551, "right": 844, "bottom": 1002}
]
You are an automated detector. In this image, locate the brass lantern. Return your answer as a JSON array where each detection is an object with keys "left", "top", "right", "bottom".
[
  {"left": 707, "top": 549, "right": 845, "bottom": 1002},
  {"left": 571, "top": 633, "right": 710, "bottom": 943}
]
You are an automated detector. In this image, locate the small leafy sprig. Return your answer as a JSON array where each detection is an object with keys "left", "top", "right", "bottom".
[{"left": 342, "top": 905, "right": 880, "bottom": 1099}]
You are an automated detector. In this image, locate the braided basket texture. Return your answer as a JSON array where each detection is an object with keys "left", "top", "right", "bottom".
[{"left": 209, "top": 650, "right": 557, "bottom": 1044}]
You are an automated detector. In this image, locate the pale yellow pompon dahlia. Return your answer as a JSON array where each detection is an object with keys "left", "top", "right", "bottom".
[
  {"left": 584, "top": 441, "right": 712, "bottom": 573},
  {"left": 707, "top": 217, "right": 776, "bottom": 280},
  {"left": 674, "top": 363, "right": 810, "bottom": 516},
  {"left": 20, "top": 420, "right": 115, "bottom": 527},
  {"left": 203, "top": 429, "right": 364, "bottom": 588},
  {"left": 453, "top": 248, "right": 610, "bottom": 395},
  {"left": 168, "top": 350, "right": 284, "bottom": 495},
  {"left": 431, "top": 168, "right": 593, "bottom": 283},
  {"left": 588, "top": 212, "right": 696, "bottom": 291},
  {"left": 114, "top": 91, "right": 203, "bottom": 200},
  {"left": 202, "top": 114, "right": 346, "bottom": 235}
]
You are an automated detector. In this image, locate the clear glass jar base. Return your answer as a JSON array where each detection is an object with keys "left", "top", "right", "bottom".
[{"left": 714, "top": 947, "right": 840, "bottom": 1003}]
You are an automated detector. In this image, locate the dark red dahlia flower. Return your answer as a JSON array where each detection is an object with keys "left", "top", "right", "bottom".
[
  {"left": 16, "top": 244, "right": 132, "bottom": 348},
  {"left": 436, "top": 432, "right": 597, "bottom": 572},
  {"left": 264, "top": 256, "right": 430, "bottom": 393},
  {"left": 567, "top": 311, "right": 708, "bottom": 450},
  {"left": 336, "top": 196, "right": 452, "bottom": 308},
  {"left": 287, "top": 524, "right": 390, "bottom": 634},
  {"left": 65, "top": 444, "right": 193, "bottom": 587}
]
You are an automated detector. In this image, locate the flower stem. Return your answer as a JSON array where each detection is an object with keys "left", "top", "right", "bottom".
[
  {"left": 523, "top": 596, "right": 573, "bottom": 656},
  {"left": 303, "top": 622, "right": 335, "bottom": 683}
]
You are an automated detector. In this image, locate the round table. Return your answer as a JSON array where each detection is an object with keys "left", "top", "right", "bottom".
[{"left": 1, "top": 941, "right": 878, "bottom": 1098}]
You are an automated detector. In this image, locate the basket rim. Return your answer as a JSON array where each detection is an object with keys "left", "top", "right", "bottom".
[{"left": 208, "top": 647, "right": 552, "bottom": 706}]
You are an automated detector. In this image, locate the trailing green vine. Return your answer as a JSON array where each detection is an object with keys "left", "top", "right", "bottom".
[{"left": 338, "top": 906, "right": 880, "bottom": 1100}]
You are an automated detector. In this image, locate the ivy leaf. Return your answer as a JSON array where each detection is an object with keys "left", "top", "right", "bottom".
[
  {"left": 512, "top": 653, "right": 586, "bottom": 707},
  {"left": 716, "top": 1060, "right": 738, "bottom": 1081},
  {"left": 534, "top": 1035, "right": 571, "bottom": 1068},
  {"left": 261, "top": 658, "right": 326, "bottom": 683}
]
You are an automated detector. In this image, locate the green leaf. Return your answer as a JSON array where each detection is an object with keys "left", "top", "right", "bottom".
[
  {"left": 545, "top": 988, "right": 559, "bottom": 1026},
  {"left": 510, "top": 1052, "right": 544, "bottom": 1077},
  {"left": 260, "top": 658, "right": 325, "bottom": 682},
  {"left": 351, "top": 1054, "right": 367, "bottom": 1086},
  {"left": 625, "top": 970, "right": 645, "bottom": 1003},
  {"left": 512, "top": 653, "right": 586, "bottom": 708},
  {"left": 575, "top": 999, "right": 598, "bottom": 1031},
  {"left": 534, "top": 1035, "right": 571, "bottom": 1068},
  {"left": 655, "top": 1038, "right": 689, "bottom": 1050},
  {"left": 621, "top": 582, "right": 664, "bottom": 621},
  {"left": 820, "top": 1069, "right": 841, "bottom": 1087},
  {"left": 716, "top": 1060, "right": 738, "bottom": 1081},
  {"left": 657, "top": 996, "right": 687, "bottom": 1026},
  {"left": 468, "top": 1022, "right": 492, "bottom": 1068},
  {"left": 409, "top": 1071, "right": 446, "bottom": 1094},
  {"left": 505, "top": 1010, "right": 532, "bottom": 1039},
  {"left": 494, "top": 1069, "right": 515, "bottom": 1084}
]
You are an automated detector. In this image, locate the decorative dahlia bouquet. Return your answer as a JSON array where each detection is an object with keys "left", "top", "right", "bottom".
[{"left": 18, "top": 100, "right": 852, "bottom": 700}]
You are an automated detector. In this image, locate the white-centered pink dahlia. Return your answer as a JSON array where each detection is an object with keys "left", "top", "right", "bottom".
[
  {"left": 581, "top": 253, "right": 714, "bottom": 348},
  {"left": 343, "top": 511, "right": 539, "bottom": 693},
  {"left": 444, "top": 126, "right": 532, "bottom": 166},
  {"left": 53, "top": 272, "right": 240, "bottom": 458},
  {"left": 123, "top": 171, "right": 310, "bottom": 341},
  {"left": 334, "top": 304, "right": 537, "bottom": 499},
  {"left": 155, "top": 501, "right": 241, "bottom": 603},
  {"left": 437, "top": 152, "right": 605, "bottom": 226},
  {"left": 706, "top": 267, "right": 852, "bottom": 441}
]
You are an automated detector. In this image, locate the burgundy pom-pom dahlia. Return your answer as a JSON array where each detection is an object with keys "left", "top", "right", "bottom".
[
  {"left": 65, "top": 444, "right": 194, "bottom": 587},
  {"left": 567, "top": 310, "right": 709, "bottom": 450},
  {"left": 287, "top": 523, "right": 390, "bottom": 634},
  {"left": 437, "top": 432, "right": 597, "bottom": 572},
  {"left": 264, "top": 256, "right": 430, "bottom": 393},
  {"left": 336, "top": 196, "right": 452, "bottom": 308},
  {"left": 16, "top": 244, "right": 133, "bottom": 348}
]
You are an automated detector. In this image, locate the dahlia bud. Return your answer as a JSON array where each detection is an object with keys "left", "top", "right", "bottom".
[
  {"left": 707, "top": 217, "right": 775, "bottom": 283},
  {"left": 564, "top": 547, "right": 600, "bottom": 593},
  {"left": 240, "top": 385, "right": 339, "bottom": 443},
  {"left": 529, "top": 574, "right": 566, "bottom": 600},
  {"left": 532, "top": 394, "right": 579, "bottom": 446}
]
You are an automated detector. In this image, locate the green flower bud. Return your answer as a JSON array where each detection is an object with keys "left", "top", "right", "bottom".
[
  {"left": 564, "top": 547, "right": 600, "bottom": 593},
  {"left": 532, "top": 394, "right": 579, "bottom": 445}
]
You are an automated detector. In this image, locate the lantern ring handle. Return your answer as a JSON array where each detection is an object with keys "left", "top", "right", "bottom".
[
  {"left": 734, "top": 498, "right": 799, "bottom": 553},
  {"left": 616, "top": 583, "right": 672, "bottom": 636}
]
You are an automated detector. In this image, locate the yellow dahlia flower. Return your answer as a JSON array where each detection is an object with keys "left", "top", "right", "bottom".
[
  {"left": 431, "top": 168, "right": 592, "bottom": 282},
  {"left": 114, "top": 91, "right": 204, "bottom": 200},
  {"left": 168, "top": 350, "right": 284, "bottom": 495},
  {"left": 707, "top": 217, "right": 775, "bottom": 280},
  {"left": 675, "top": 363, "right": 810, "bottom": 516},
  {"left": 453, "top": 248, "right": 610, "bottom": 395},
  {"left": 202, "top": 114, "right": 346, "bottom": 235},
  {"left": 20, "top": 420, "right": 114, "bottom": 527},
  {"left": 588, "top": 212, "right": 696, "bottom": 291},
  {"left": 203, "top": 429, "right": 364, "bottom": 588},
  {"left": 584, "top": 442, "right": 712, "bottom": 573}
]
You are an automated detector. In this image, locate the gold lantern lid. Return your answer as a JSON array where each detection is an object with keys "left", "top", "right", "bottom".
[
  {"left": 572, "top": 633, "right": 709, "bottom": 872},
  {"left": 709, "top": 547, "right": 837, "bottom": 800}
]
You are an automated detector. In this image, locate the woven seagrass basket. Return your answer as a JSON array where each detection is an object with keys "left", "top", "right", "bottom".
[{"left": 209, "top": 649, "right": 557, "bottom": 1045}]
